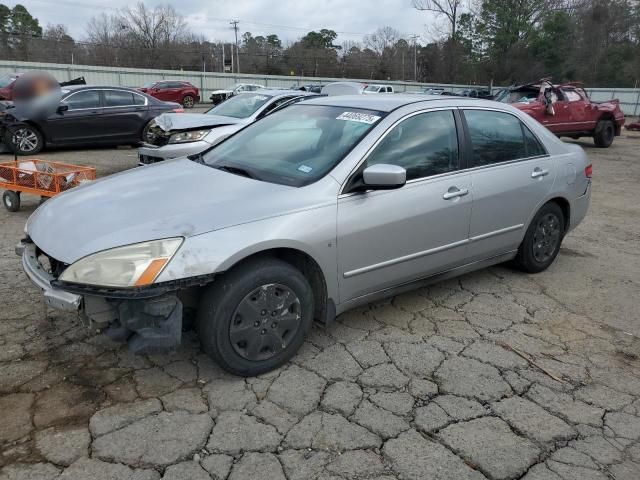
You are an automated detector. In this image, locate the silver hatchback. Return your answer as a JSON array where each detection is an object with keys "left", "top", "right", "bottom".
[{"left": 19, "top": 95, "right": 591, "bottom": 375}]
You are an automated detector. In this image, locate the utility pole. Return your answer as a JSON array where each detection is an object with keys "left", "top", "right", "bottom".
[
  {"left": 221, "top": 43, "right": 225, "bottom": 73},
  {"left": 409, "top": 34, "right": 419, "bottom": 82},
  {"left": 230, "top": 20, "right": 240, "bottom": 74}
]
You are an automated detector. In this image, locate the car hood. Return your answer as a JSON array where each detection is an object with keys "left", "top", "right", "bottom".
[
  {"left": 27, "top": 158, "right": 318, "bottom": 264},
  {"left": 153, "top": 113, "right": 243, "bottom": 132},
  {"left": 210, "top": 89, "right": 232, "bottom": 95}
]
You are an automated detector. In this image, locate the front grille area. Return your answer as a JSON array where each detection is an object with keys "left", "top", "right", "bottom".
[
  {"left": 36, "top": 247, "right": 68, "bottom": 279},
  {"left": 139, "top": 155, "right": 165, "bottom": 165}
]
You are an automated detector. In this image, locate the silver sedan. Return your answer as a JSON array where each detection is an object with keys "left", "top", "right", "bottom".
[{"left": 19, "top": 95, "right": 591, "bottom": 376}]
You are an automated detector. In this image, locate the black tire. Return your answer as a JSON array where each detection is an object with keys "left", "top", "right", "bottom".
[
  {"left": 4, "top": 124, "right": 44, "bottom": 155},
  {"left": 182, "top": 95, "right": 195, "bottom": 108},
  {"left": 141, "top": 120, "right": 157, "bottom": 144},
  {"left": 593, "top": 119, "right": 615, "bottom": 148},
  {"left": 3, "top": 190, "right": 20, "bottom": 212},
  {"left": 514, "top": 202, "right": 565, "bottom": 273},
  {"left": 197, "top": 257, "right": 314, "bottom": 376}
]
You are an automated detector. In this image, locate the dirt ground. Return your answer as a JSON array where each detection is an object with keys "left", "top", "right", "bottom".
[{"left": 0, "top": 130, "right": 639, "bottom": 480}]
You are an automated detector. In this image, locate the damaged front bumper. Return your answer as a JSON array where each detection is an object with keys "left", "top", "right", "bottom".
[
  {"left": 18, "top": 240, "right": 185, "bottom": 353},
  {"left": 138, "top": 140, "right": 211, "bottom": 165},
  {"left": 18, "top": 241, "right": 82, "bottom": 312}
]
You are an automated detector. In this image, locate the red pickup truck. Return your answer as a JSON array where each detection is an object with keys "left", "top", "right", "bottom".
[{"left": 494, "top": 80, "right": 625, "bottom": 148}]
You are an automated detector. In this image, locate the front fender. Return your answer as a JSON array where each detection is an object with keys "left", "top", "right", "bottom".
[{"left": 156, "top": 205, "right": 338, "bottom": 301}]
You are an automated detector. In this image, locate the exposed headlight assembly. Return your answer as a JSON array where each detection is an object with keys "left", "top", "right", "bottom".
[
  {"left": 168, "top": 129, "right": 211, "bottom": 144},
  {"left": 59, "top": 238, "right": 183, "bottom": 288}
]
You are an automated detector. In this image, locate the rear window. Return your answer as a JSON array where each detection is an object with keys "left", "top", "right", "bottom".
[{"left": 0, "top": 75, "right": 17, "bottom": 88}]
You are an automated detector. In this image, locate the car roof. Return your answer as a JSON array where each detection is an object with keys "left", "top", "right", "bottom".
[
  {"left": 60, "top": 85, "right": 142, "bottom": 92},
  {"left": 301, "top": 94, "right": 503, "bottom": 113},
  {"left": 239, "top": 89, "right": 319, "bottom": 98}
]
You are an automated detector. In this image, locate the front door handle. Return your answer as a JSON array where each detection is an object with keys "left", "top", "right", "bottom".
[
  {"left": 531, "top": 168, "right": 549, "bottom": 178},
  {"left": 443, "top": 187, "right": 469, "bottom": 200}
]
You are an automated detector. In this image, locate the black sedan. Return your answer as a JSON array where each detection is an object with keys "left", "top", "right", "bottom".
[{"left": 0, "top": 86, "right": 182, "bottom": 155}]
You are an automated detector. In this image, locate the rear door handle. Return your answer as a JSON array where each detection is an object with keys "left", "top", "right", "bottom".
[
  {"left": 443, "top": 187, "right": 469, "bottom": 200},
  {"left": 531, "top": 168, "right": 549, "bottom": 178}
]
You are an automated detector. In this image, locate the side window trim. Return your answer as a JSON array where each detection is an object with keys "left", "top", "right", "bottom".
[
  {"left": 459, "top": 107, "right": 549, "bottom": 171},
  {"left": 340, "top": 107, "right": 462, "bottom": 195}
]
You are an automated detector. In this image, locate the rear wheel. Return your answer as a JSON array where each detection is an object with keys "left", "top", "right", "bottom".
[
  {"left": 593, "top": 119, "right": 614, "bottom": 148},
  {"left": 197, "top": 257, "right": 314, "bottom": 376},
  {"left": 2, "top": 191, "right": 20, "bottom": 212},
  {"left": 4, "top": 124, "right": 43, "bottom": 155},
  {"left": 514, "top": 202, "right": 565, "bottom": 273},
  {"left": 182, "top": 95, "right": 195, "bottom": 108}
]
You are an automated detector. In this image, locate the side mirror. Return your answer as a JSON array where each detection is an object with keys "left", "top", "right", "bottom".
[
  {"left": 57, "top": 103, "right": 69, "bottom": 113},
  {"left": 362, "top": 164, "right": 406, "bottom": 190}
]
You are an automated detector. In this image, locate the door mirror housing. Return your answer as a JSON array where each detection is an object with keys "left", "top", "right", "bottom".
[
  {"left": 361, "top": 164, "right": 406, "bottom": 190},
  {"left": 57, "top": 103, "right": 69, "bottom": 113}
]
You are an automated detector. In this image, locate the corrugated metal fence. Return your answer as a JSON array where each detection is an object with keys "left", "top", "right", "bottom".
[{"left": 2, "top": 60, "right": 640, "bottom": 116}]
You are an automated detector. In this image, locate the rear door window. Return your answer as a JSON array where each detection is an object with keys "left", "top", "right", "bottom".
[
  {"left": 463, "top": 110, "right": 546, "bottom": 166},
  {"left": 104, "top": 90, "right": 135, "bottom": 107}
]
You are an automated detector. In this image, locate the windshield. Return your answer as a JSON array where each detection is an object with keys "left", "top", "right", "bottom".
[
  {"left": 142, "top": 82, "right": 156, "bottom": 89},
  {"left": 202, "top": 104, "right": 384, "bottom": 187},
  {"left": 207, "top": 93, "right": 272, "bottom": 118},
  {"left": 0, "top": 75, "right": 16, "bottom": 88},
  {"left": 495, "top": 88, "right": 539, "bottom": 104},
  {"left": 364, "top": 86, "right": 380, "bottom": 92}
]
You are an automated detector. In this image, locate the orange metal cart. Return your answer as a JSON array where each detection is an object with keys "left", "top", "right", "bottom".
[{"left": 0, "top": 159, "right": 96, "bottom": 212}]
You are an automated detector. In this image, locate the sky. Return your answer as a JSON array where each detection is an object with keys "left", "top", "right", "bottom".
[{"left": 11, "top": 0, "right": 439, "bottom": 45}]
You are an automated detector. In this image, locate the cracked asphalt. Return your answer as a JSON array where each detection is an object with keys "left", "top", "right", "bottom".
[{"left": 0, "top": 132, "right": 639, "bottom": 480}]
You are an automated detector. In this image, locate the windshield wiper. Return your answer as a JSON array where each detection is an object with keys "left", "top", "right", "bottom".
[{"left": 214, "top": 164, "right": 260, "bottom": 180}]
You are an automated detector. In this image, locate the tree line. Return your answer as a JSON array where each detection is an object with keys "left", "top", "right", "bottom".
[{"left": 0, "top": 1, "right": 639, "bottom": 87}]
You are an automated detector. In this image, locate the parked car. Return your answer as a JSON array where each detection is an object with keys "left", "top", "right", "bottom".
[
  {"left": 363, "top": 84, "right": 395, "bottom": 94},
  {"left": 293, "top": 84, "right": 323, "bottom": 93},
  {"left": 421, "top": 88, "right": 446, "bottom": 95},
  {"left": 19, "top": 94, "right": 591, "bottom": 375},
  {"left": 0, "top": 86, "right": 182, "bottom": 155},
  {"left": 138, "top": 90, "right": 318, "bottom": 165},
  {"left": 209, "top": 84, "right": 265, "bottom": 104},
  {"left": 458, "top": 88, "right": 493, "bottom": 99},
  {"left": 0, "top": 73, "right": 86, "bottom": 101},
  {"left": 321, "top": 82, "right": 366, "bottom": 96},
  {"left": 0, "top": 74, "right": 20, "bottom": 100},
  {"left": 138, "top": 81, "right": 200, "bottom": 108},
  {"left": 494, "top": 80, "right": 625, "bottom": 147}
]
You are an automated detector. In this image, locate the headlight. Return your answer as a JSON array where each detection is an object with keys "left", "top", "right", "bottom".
[
  {"left": 59, "top": 238, "right": 183, "bottom": 288},
  {"left": 168, "top": 129, "right": 211, "bottom": 144}
]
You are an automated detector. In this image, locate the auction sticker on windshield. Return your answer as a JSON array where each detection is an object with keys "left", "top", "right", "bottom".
[{"left": 336, "top": 112, "right": 381, "bottom": 124}]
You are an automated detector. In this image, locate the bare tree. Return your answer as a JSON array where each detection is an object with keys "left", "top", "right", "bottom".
[
  {"left": 364, "top": 26, "right": 402, "bottom": 55},
  {"left": 412, "top": 0, "right": 464, "bottom": 39}
]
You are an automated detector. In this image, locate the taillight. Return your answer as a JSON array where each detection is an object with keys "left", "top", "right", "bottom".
[
  {"left": 173, "top": 108, "right": 185, "bottom": 113},
  {"left": 585, "top": 164, "right": 592, "bottom": 178}
]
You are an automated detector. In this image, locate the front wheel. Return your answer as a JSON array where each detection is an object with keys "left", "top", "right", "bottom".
[
  {"left": 197, "top": 257, "right": 314, "bottom": 376},
  {"left": 4, "top": 125, "right": 44, "bottom": 155},
  {"left": 514, "top": 202, "right": 565, "bottom": 273},
  {"left": 593, "top": 119, "right": 614, "bottom": 148}
]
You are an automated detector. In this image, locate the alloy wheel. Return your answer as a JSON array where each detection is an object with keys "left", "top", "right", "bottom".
[
  {"left": 229, "top": 283, "right": 302, "bottom": 362},
  {"left": 183, "top": 96, "right": 194, "bottom": 108},
  {"left": 12, "top": 128, "right": 38, "bottom": 153},
  {"left": 532, "top": 213, "right": 561, "bottom": 263}
]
